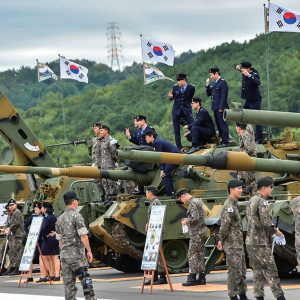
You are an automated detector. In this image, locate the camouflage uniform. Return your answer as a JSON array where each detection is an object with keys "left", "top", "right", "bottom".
[
  {"left": 246, "top": 193, "right": 284, "bottom": 299},
  {"left": 219, "top": 197, "right": 247, "bottom": 297},
  {"left": 56, "top": 207, "right": 96, "bottom": 300},
  {"left": 91, "top": 136, "right": 102, "bottom": 194},
  {"left": 290, "top": 196, "right": 300, "bottom": 267},
  {"left": 99, "top": 135, "right": 118, "bottom": 197},
  {"left": 238, "top": 129, "right": 257, "bottom": 196},
  {"left": 5, "top": 208, "right": 25, "bottom": 268},
  {"left": 147, "top": 197, "right": 164, "bottom": 273},
  {"left": 186, "top": 197, "right": 206, "bottom": 274}
]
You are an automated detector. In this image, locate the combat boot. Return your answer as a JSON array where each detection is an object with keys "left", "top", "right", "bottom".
[
  {"left": 197, "top": 272, "right": 206, "bottom": 285},
  {"left": 0, "top": 267, "right": 7, "bottom": 276},
  {"left": 182, "top": 273, "right": 197, "bottom": 286},
  {"left": 144, "top": 271, "right": 158, "bottom": 285},
  {"left": 230, "top": 297, "right": 238, "bottom": 300},
  {"left": 153, "top": 272, "right": 167, "bottom": 285},
  {"left": 2, "top": 267, "right": 13, "bottom": 276},
  {"left": 9, "top": 268, "right": 20, "bottom": 276},
  {"left": 239, "top": 293, "right": 250, "bottom": 300},
  {"left": 256, "top": 297, "right": 264, "bottom": 300},
  {"left": 277, "top": 296, "right": 286, "bottom": 300}
]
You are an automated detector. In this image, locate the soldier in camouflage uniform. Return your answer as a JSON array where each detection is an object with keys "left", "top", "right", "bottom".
[
  {"left": 290, "top": 196, "right": 300, "bottom": 267},
  {"left": 56, "top": 191, "right": 96, "bottom": 300},
  {"left": 2, "top": 199, "right": 25, "bottom": 276},
  {"left": 218, "top": 179, "right": 249, "bottom": 300},
  {"left": 144, "top": 185, "right": 167, "bottom": 285},
  {"left": 236, "top": 122, "right": 257, "bottom": 196},
  {"left": 91, "top": 122, "right": 103, "bottom": 197},
  {"left": 176, "top": 188, "right": 207, "bottom": 286},
  {"left": 99, "top": 124, "right": 119, "bottom": 200},
  {"left": 246, "top": 176, "right": 286, "bottom": 300}
]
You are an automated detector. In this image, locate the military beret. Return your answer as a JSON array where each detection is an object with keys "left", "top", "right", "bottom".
[
  {"left": 93, "top": 122, "right": 102, "bottom": 128},
  {"left": 134, "top": 115, "right": 146, "bottom": 121},
  {"left": 146, "top": 185, "right": 158, "bottom": 193},
  {"left": 42, "top": 202, "right": 53, "bottom": 209},
  {"left": 257, "top": 176, "right": 274, "bottom": 188},
  {"left": 100, "top": 124, "right": 109, "bottom": 131},
  {"left": 176, "top": 73, "right": 186, "bottom": 81},
  {"left": 240, "top": 61, "right": 252, "bottom": 68},
  {"left": 209, "top": 67, "right": 220, "bottom": 74},
  {"left": 175, "top": 188, "right": 188, "bottom": 198},
  {"left": 7, "top": 199, "right": 16, "bottom": 206},
  {"left": 63, "top": 191, "right": 81, "bottom": 201},
  {"left": 228, "top": 178, "right": 243, "bottom": 190},
  {"left": 34, "top": 202, "right": 42, "bottom": 209}
]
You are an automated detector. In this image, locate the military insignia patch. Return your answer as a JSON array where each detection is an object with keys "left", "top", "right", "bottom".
[
  {"left": 228, "top": 207, "right": 233, "bottom": 212},
  {"left": 263, "top": 201, "right": 268, "bottom": 206}
]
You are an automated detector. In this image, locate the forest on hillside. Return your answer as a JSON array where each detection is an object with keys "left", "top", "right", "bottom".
[{"left": 1, "top": 32, "right": 300, "bottom": 166}]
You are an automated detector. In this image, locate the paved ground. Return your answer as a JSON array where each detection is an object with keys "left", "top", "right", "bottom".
[{"left": 0, "top": 266, "right": 300, "bottom": 300}]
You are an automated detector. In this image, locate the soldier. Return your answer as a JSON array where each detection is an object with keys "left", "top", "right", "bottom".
[
  {"left": 236, "top": 122, "right": 257, "bottom": 196},
  {"left": 246, "top": 176, "right": 286, "bottom": 300},
  {"left": 176, "top": 188, "right": 206, "bottom": 286},
  {"left": 144, "top": 130, "right": 180, "bottom": 196},
  {"left": 168, "top": 73, "right": 195, "bottom": 150},
  {"left": 217, "top": 179, "right": 249, "bottom": 300},
  {"left": 0, "top": 204, "right": 12, "bottom": 276},
  {"left": 56, "top": 191, "right": 97, "bottom": 300},
  {"left": 206, "top": 67, "right": 229, "bottom": 147},
  {"left": 144, "top": 185, "right": 167, "bottom": 285},
  {"left": 99, "top": 124, "right": 119, "bottom": 200},
  {"left": 91, "top": 122, "right": 103, "bottom": 197},
  {"left": 290, "top": 196, "right": 300, "bottom": 268},
  {"left": 2, "top": 199, "right": 25, "bottom": 276}
]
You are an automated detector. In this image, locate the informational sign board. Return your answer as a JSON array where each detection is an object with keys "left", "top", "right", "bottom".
[
  {"left": 0, "top": 203, "right": 8, "bottom": 226},
  {"left": 141, "top": 205, "right": 166, "bottom": 270},
  {"left": 19, "top": 216, "right": 43, "bottom": 271}
]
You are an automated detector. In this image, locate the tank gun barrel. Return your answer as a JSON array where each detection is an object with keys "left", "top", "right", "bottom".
[
  {"left": 46, "top": 139, "right": 89, "bottom": 147},
  {"left": 118, "top": 149, "right": 300, "bottom": 174},
  {"left": 224, "top": 105, "right": 300, "bottom": 127}
]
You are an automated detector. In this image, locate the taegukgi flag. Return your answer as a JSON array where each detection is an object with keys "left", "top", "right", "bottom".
[
  {"left": 59, "top": 56, "right": 88, "bottom": 83},
  {"left": 37, "top": 62, "right": 58, "bottom": 82},
  {"left": 269, "top": 2, "right": 300, "bottom": 33},
  {"left": 141, "top": 37, "right": 175, "bottom": 66},
  {"left": 143, "top": 63, "right": 174, "bottom": 85}
]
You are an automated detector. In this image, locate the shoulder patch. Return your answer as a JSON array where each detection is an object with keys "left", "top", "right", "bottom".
[
  {"left": 110, "top": 139, "right": 118, "bottom": 145},
  {"left": 263, "top": 201, "right": 268, "bottom": 206},
  {"left": 228, "top": 207, "right": 233, "bottom": 213}
]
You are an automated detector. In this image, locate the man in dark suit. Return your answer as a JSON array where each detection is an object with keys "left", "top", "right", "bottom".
[
  {"left": 235, "top": 61, "right": 263, "bottom": 144},
  {"left": 184, "top": 97, "right": 216, "bottom": 153},
  {"left": 206, "top": 67, "right": 229, "bottom": 148},
  {"left": 125, "top": 115, "right": 155, "bottom": 146},
  {"left": 145, "top": 131, "right": 180, "bottom": 196},
  {"left": 168, "top": 73, "right": 195, "bottom": 150}
]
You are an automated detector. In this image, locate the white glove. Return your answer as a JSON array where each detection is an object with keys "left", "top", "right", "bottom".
[
  {"left": 272, "top": 234, "right": 286, "bottom": 245},
  {"left": 182, "top": 224, "right": 189, "bottom": 234}
]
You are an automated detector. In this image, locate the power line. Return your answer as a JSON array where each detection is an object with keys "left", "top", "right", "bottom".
[{"left": 106, "top": 22, "right": 122, "bottom": 71}]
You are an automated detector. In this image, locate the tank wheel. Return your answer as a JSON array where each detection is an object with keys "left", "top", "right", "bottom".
[{"left": 163, "top": 240, "right": 188, "bottom": 269}]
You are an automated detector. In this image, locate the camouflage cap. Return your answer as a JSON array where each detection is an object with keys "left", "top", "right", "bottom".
[
  {"left": 146, "top": 185, "right": 158, "bottom": 193},
  {"left": 63, "top": 191, "right": 81, "bottom": 201},
  {"left": 228, "top": 178, "right": 243, "bottom": 190},
  {"left": 93, "top": 122, "right": 102, "bottom": 128},
  {"left": 100, "top": 124, "right": 110, "bottom": 131},
  {"left": 257, "top": 176, "right": 274, "bottom": 188},
  {"left": 175, "top": 188, "right": 188, "bottom": 198}
]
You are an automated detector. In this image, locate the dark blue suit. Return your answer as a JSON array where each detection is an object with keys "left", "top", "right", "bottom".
[
  {"left": 129, "top": 125, "right": 155, "bottom": 146},
  {"left": 187, "top": 107, "right": 216, "bottom": 146},
  {"left": 40, "top": 213, "right": 59, "bottom": 255},
  {"left": 206, "top": 78, "right": 229, "bottom": 145},
  {"left": 153, "top": 136, "right": 181, "bottom": 196},
  {"left": 241, "top": 68, "right": 263, "bottom": 143},
  {"left": 170, "top": 83, "right": 195, "bottom": 149}
]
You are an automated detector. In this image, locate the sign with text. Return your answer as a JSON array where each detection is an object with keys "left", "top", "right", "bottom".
[
  {"left": 141, "top": 205, "right": 166, "bottom": 270},
  {"left": 19, "top": 216, "right": 43, "bottom": 271}
]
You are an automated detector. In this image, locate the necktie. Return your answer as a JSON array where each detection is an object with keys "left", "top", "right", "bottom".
[{"left": 181, "top": 87, "right": 184, "bottom": 94}]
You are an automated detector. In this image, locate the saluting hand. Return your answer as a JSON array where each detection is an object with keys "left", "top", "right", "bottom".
[
  {"left": 206, "top": 78, "right": 210, "bottom": 85},
  {"left": 125, "top": 128, "right": 131, "bottom": 138}
]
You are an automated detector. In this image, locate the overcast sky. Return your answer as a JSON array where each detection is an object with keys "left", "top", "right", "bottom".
[{"left": 0, "top": 0, "right": 299, "bottom": 71}]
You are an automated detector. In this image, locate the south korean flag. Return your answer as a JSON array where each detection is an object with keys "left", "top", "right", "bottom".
[
  {"left": 141, "top": 37, "right": 175, "bottom": 66},
  {"left": 269, "top": 2, "right": 300, "bottom": 33}
]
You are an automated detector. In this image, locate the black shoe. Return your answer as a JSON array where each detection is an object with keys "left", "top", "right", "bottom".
[
  {"left": 186, "top": 146, "right": 200, "bottom": 154},
  {"left": 182, "top": 273, "right": 197, "bottom": 286},
  {"left": 0, "top": 267, "right": 7, "bottom": 276},
  {"left": 131, "top": 191, "right": 143, "bottom": 195},
  {"left": 255, "top": 141, "right": 263, "bottom": 144},
  {"left": 230, "top": 297, "right": 238, "bottom": 300},
  {"left": 36, "top": 277, "right": 48, "bottom": 283},
  {"left": 53, "top": 276, "right": 60, "bottom": 281},
  {"left": 25, "top": 277, "right": 34, "bottom": 283},
  {"left": 50, "top": 276, "right": 55, "bottom": 281},
  {"left": 9, "top": 268, "right": 20, "bottom": 276},
  {"left": 2, "top": 267, "right": 14, "bottom": 276},
  {"left": 153, "top": 277, "right": 167, "bottom": 285},
  {"left": 197, "top": 272, "right": 206, "bottom": 285},
  {"left": 277, "top": 296, "right": 286, "bottom": 300},
  {"left": 217, "top": 143, "right": 229, "bottom": 148},
  {"left": 256, "top": 297, "right": 264, "bottom": 300},
  {"left": 239, "top": 293, "right": 250, "bottom": 300}
]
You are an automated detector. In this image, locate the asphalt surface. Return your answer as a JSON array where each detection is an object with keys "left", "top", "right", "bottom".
[{"left": 0, "top": 266, "right": 300, "bottom": 300}]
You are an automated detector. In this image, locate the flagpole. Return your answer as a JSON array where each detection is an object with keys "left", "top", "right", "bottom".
[
  {"left": 265, "top": 1, "right": 271, "bottom": 140},
  {"left": 58, "top": 54, "right": 69, "bottom": 167},
  {"left": 140, "top": 34, "right": 147, "bottom": 111},
  {"left": 36, "top": 59, "right": 44, "bottom": 143}
]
